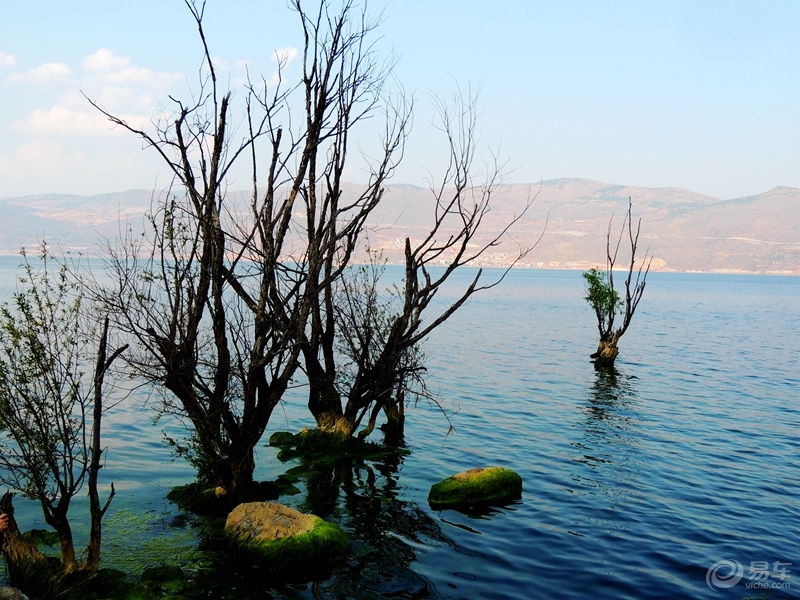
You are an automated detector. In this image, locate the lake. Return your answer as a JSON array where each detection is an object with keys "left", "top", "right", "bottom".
[{"left": 0, "top": 259, "right": 798, "bottom": 599}]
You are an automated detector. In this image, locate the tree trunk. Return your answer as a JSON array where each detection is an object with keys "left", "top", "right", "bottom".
[
  {"left": 382, "top": 399, "right": 405, "bottom": 445},
  {"left": 217, "top": 446, "right": 256, "bottom": 495},
  {"left": 308, "top": 382, "right": 344, "bottom": 432},
  {"left": 303, "top": 345, "right": 344, "bottom": 431},
  {"left": 43, "top": 509, "right": 76, "bottom": 570},
  {"left": 87, "top": 316, "right": 122, "bottom": 571},
  {"left": 592, "top": 336, "right": 619, "bottom": 369},
  {"left": 333, "top": 413, "right": 358, "bottom": 437}
]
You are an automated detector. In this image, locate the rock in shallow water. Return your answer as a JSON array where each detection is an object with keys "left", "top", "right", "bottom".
[
  {"left": 225, "top": 501, "right": 348, "bottom": 568},
  {"left": 0, "top": 587, "right": 29, "bottom": 600},
  {"left": 428, "top": 466, "right": 523, "bottom": 509}
]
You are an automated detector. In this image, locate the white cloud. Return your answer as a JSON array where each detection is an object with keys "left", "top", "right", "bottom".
[
  {"left": 212, "top": 57, "right": 251, "bottom": 72},
  {"left": 0, "top": 139, "right": 79, "bottom": 182},
  {"left": 256, "top": 46, "right": 300, "bottom": 89},
  {"left": 14, "top": 105, "right": 149, "bottom": 136},
  {"left": 0, "top": 52, "right": 16, "bottom": 68},
  {"left": 83, "top": 48, "right": 131, "bottom": 71},
  {"left": 5, "top": 62, "right": 73, "bottom": 83},
  {"left": 273, "top": 46, "right": 299, "bottom": 66},
  {"left": 0, "top": 138, "right": 148, "bottom": 196},
  {"left": 94, "top": 66, "right": 183, "bottom": 89}
]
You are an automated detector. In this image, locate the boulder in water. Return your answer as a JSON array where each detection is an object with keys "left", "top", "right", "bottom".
[
  {"left": 428, "top": 466, "right": 522, "bottom": 509},
  {"left": 225, "top": 501, "right": 348, "bottom": 568}
]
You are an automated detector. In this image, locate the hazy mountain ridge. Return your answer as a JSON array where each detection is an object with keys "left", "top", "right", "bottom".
[{"left": 1, "top": 178, "right": 798, "bottom": 274}]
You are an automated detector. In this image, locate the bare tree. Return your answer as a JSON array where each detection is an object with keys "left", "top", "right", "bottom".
[
  {"left": 88, "top": 0, "right": 407, "bottom": 494},
  {"left": 583, "top": 197, "right": 651, "bottom": 368},
  {"left": 0, "top": 246, "right": 124, "bottom": 590},
  {"left": 302, "top": 91, "right": 536, "bottom": 440}
]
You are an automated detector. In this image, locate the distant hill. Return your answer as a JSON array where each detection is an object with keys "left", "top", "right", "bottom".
[{"left": 1, "top": 178, "right": 798, "bottom": 274}]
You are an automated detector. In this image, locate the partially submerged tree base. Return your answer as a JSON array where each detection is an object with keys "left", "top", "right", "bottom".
[
  {"left": 590, "top": 338, "right": 620, "bottom": 369},
  {"left": 166, "top": 481, "right": 282, "bottom": 518},
  {"left": 268, "top": 428, "right": 411, "bottom": 466}
]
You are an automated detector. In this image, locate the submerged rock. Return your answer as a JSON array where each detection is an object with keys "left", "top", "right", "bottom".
[
  {"left": 0, "top": 588, "right": 29, "bottom": 600},
  {"left": 167, "top": 480, "right": 281, "bottom": 516},
  {"left": 225, "top": 501, "right": 348, "bottom": 568},
  {"left": 269, "top": 431, "right": 297, "bottom": 447},
  {"left": 428, "top": 466, "right": 523, "bottom": 509}
]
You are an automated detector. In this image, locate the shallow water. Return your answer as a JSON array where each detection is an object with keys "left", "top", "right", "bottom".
[{"left": 0, "top": 260, "right": 798, "bottom": 599}]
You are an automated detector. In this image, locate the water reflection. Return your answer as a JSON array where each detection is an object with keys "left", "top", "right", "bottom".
[
  {"left": 571, "top": 367, "right": 643, "bottom": 496},
  {"left": 176, "top": 449, "right": 452, "bottom": 599},
  {"left": 298, "top": 450, "right": 451, "bottom": 598}
]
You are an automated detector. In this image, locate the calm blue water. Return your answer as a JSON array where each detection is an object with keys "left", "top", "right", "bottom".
[{"left": 0, "top": 258, "right": 798, "bottom": 599}]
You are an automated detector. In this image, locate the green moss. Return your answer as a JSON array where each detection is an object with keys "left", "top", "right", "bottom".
[
  {"left": 125, "top": 583, "right": 160, "bottom": 600},
  {"left": 166, "top": 481, "right": 280, "bottom": 516},
  {"left": 22, "top": 527, "right": 60, "bottom": 546},
  {"left": 277, "top": 447, "right": 302, "bottom": 461},
  {"left": 428, "top": 467, "right": 523, "bottom": 509},
  {"left": 141, "top": 564, "right": 184, "bottom": 583},
  {"left": 275, "top": 474, "right": 301, "bottom": 496},
  {"left": 269, "top": 431, "right": 297, "bottom": 446},
  {"left": 227, "top": 515, "right": 349, "bottom": 569},
  {"left": 272, "top": 428, "right": 411, "bottom": 477},
  {"left": 100, "top": 507, "right": 203, "bottom": 578}
]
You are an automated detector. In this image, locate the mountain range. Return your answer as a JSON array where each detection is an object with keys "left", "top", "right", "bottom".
[{"left": 1, "top": 178, "right": 797, "bottom": 274}]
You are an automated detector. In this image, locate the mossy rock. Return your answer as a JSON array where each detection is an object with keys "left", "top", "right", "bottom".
[
  {"left": 269, "top": 431, "right": 297, "bottom": 446},
  {"left": 275, "top": 474, "right": 301, "bottom": 496},
  {"left": 141, "top": 564, "right": 184, "bottom": 583},
  {"left": 167, "top": 480, "right": 280, "bottom": 516},
  {"left": 124, "top": 583, "right": 160, "bottom": 600},
  {"left": 428, "top": 466, "right": 523, "bottom": 509},
  {"left": 22, "top": 528, "right": 59, "bottom": 546},
  {"left": 277, "top": 447, "right": 303, "bottom": 462},
  {"left": 225, "top": 501, "right": 348, "bottom": 569}
]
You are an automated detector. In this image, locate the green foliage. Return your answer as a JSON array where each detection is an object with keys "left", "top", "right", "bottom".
[
  {"left": 162, "top": 431, "right": 220, "bottom": 489},
  {"left": 428, "top": 467, "right": 523, "bottom": 509},
  {"left": 0, "top": 245, "right": 90, "bottom": 503},
  {"left": 582, "top": 267, "right": 622, "bottom": 331}
]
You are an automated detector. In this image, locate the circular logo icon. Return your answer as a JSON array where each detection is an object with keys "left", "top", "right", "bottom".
[{"left": 706, "top": 559, "right": 744, "bottom": 591}]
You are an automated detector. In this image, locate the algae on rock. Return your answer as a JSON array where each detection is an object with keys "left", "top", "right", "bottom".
[
  {"left": 225, "top": 502, "right": 348, "bottom": 568},
  {"left": 428, "top": 467, "right": 522, "bottom": 509}
]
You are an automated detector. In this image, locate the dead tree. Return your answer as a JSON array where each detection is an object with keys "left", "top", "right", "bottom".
[
  {"left": 303, "top": 91, "right": 536, "bottom": 441},
  {"left": 584, "top": 197, "right": 651, "bottom": 368},
  {"left": 89, "top": 0, "right": 407, "bottom": 493}
]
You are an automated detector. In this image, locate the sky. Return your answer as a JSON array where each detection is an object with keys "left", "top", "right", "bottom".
[{"left": 0, "top": 0, "right": 798, "bottom": 200}]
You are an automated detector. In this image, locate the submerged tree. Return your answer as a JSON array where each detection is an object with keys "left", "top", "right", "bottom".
[
  {"left": 303, "top": 91, "right": 534, "bottom": 441},
  {"left": 0, "top": 246, "right": 125, "bottom": 591},
  {"left": 583, "top": 197, "right": 651, "bottom": 368},
  {"left": 89, "top": 0, "right": 533, "bottom": 496},
  {"left": 89, "top": 0, "right": 409, "bottom": 494}
]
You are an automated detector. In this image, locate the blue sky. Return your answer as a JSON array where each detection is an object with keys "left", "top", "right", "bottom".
[{"left": 0, "top": 0, "right": 798, "bottom": 199}]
